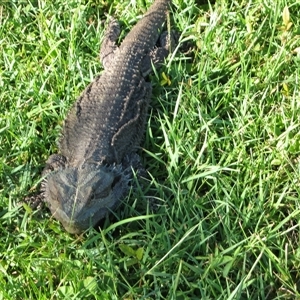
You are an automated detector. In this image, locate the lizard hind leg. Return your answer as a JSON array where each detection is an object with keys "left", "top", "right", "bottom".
[
  {"left": 99, "top": 18, "right": 121, "bottom": 69},
  {"left": 140, "top": 30, "right": 178, "bottom": 76}
]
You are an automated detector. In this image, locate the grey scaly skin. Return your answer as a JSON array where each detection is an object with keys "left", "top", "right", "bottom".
[{"left": 41, "top": 0, "right": 172, "bottom": 234}]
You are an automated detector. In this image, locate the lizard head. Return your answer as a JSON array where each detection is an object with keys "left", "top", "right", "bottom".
[{"left": 43, "top": 163, "right": 129, "bottom": 234}]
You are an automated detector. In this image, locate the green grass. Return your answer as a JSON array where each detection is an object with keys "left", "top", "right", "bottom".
[{"left": 1, "top": 0, "right": 300, "bottom": 299}]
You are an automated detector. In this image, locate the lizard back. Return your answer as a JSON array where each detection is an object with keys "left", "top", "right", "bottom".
[{"left": 60, "top": 0, "right": 171, "bottom": 166}]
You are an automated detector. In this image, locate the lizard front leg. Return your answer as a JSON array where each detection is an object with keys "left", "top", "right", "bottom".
[{"left": 99, "top": 18, "right": 121, "bottom": 69}]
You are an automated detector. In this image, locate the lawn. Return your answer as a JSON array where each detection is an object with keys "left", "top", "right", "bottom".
[{"left": 0, "top": 0, "right": 300, "bottom": 299}]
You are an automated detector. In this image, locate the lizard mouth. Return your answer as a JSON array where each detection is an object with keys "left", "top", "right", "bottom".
[{"left": 52, "top": 208, "right": 96, "bottom": 234}]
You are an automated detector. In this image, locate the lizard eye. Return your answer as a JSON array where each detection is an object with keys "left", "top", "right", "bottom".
[
  {"left": 111, "top": 175, "right": 121, "bottom": 189},
  {"left": 91, "top": 186, "right": 111, "bottom": 200},
  {"left": 90, "top": 175, "right": 122, "bottom": 200}
]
